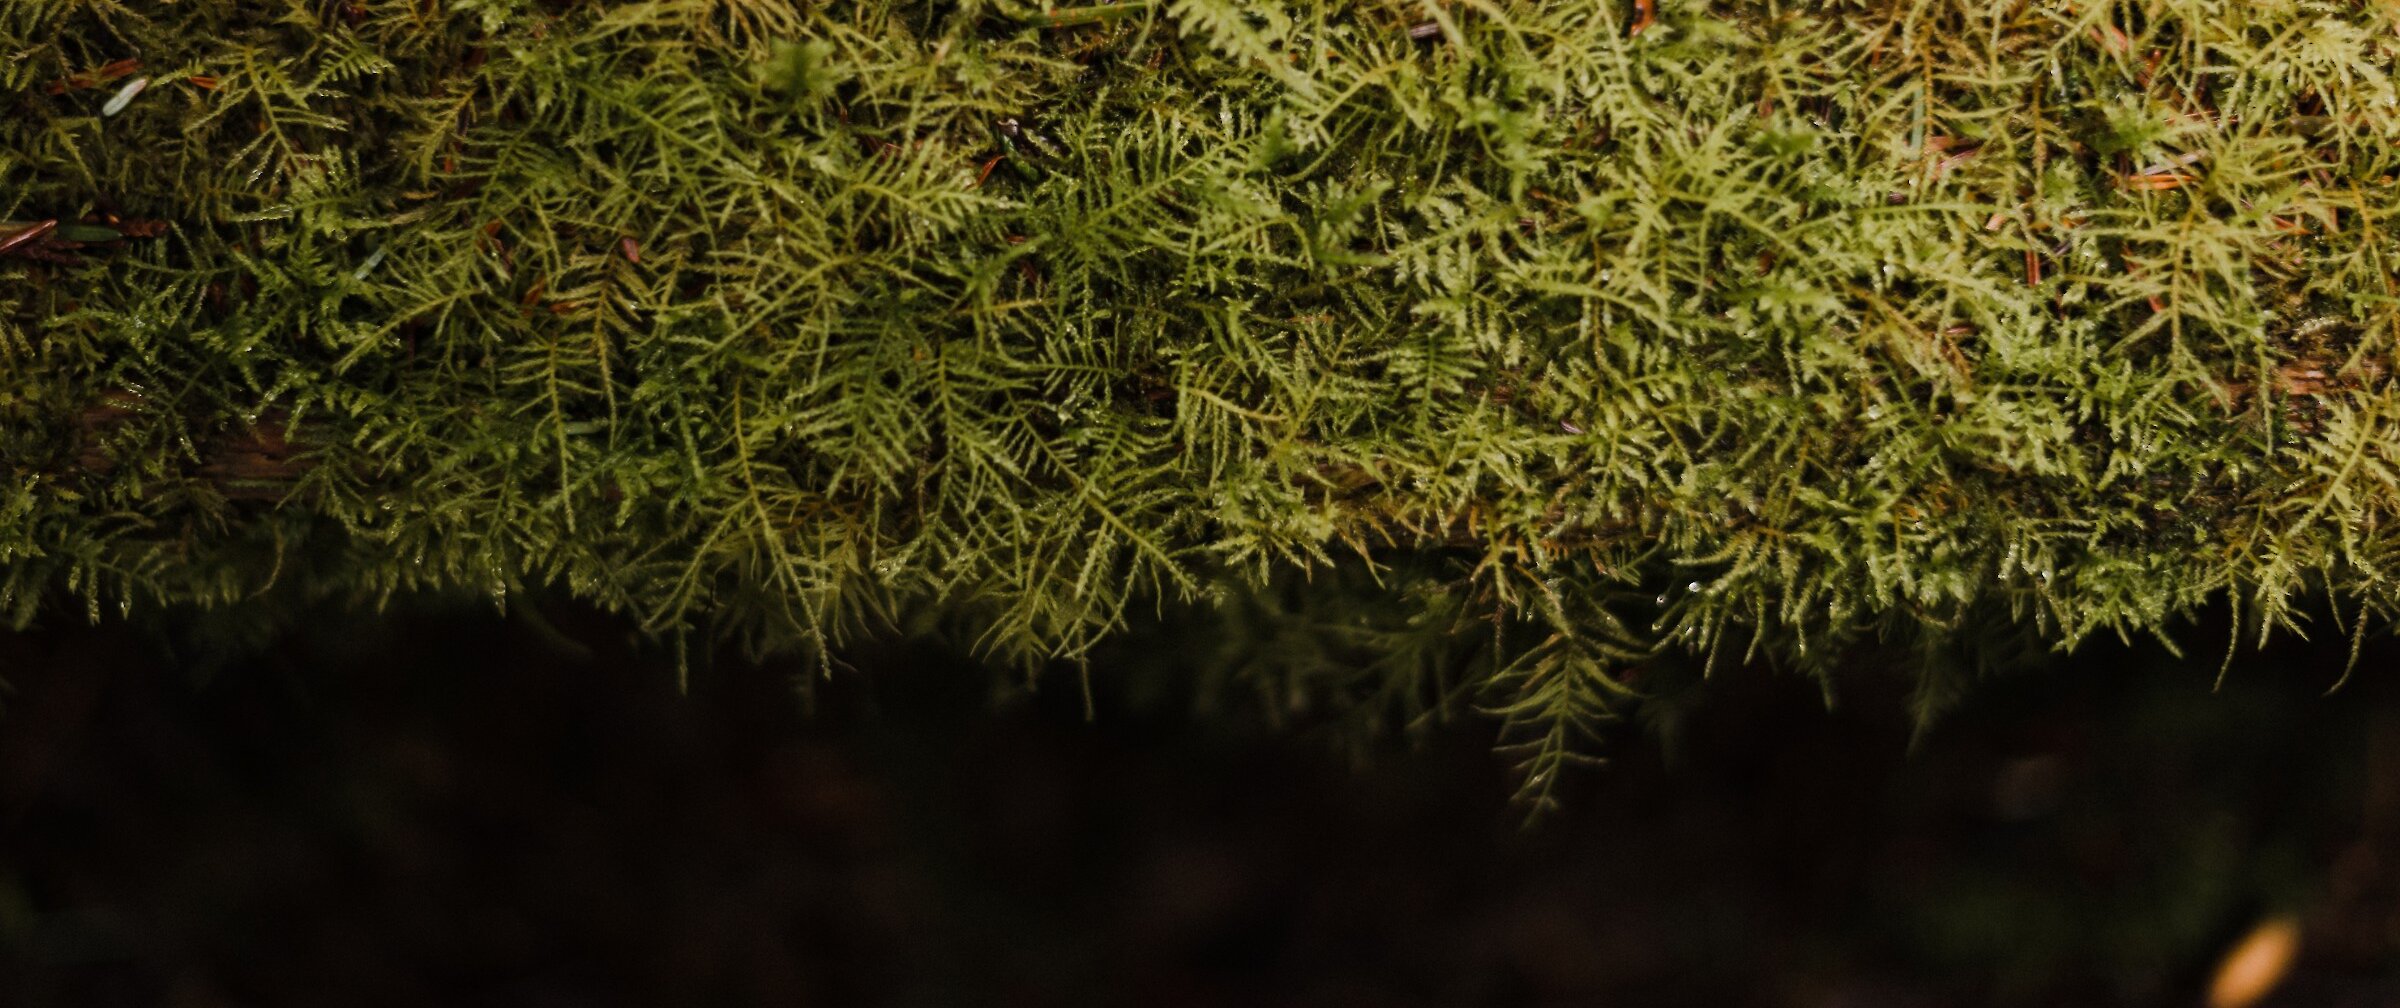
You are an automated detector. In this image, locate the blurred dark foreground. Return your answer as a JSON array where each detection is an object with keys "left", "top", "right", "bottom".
[{"left": 5, "top": 600, "right": 2400, "bottom": 1007}]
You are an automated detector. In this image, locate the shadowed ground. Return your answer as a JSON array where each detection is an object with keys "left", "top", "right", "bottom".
[{"left": 4, "top": 604, "right": 2400, "bottom": 1006}]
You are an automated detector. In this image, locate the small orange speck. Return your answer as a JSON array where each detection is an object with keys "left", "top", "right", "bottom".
[
  {"left": 2122, "top": 172, "right": 2197, "bottom": 191},
  {"left": 2207, "top": 915, "right": 2301, "bottom": 1008}
]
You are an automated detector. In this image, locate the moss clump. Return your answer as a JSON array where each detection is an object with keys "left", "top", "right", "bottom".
[{"left": 4, "top": 1, "right": 2397, "bottom": 800}]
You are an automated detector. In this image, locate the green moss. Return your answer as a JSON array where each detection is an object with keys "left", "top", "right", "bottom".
[{"left": 4, "top": 0, "right": 2397, "bottom": 804}]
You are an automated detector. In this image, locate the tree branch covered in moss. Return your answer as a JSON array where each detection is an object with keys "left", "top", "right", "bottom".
[{"left": 5, "top": 0, "right": 2398, "bottom": 804}]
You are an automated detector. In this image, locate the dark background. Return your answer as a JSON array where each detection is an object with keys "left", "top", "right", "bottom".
[{"left": 4, "top": 599, "right": 2400, "bottom": 1006}]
